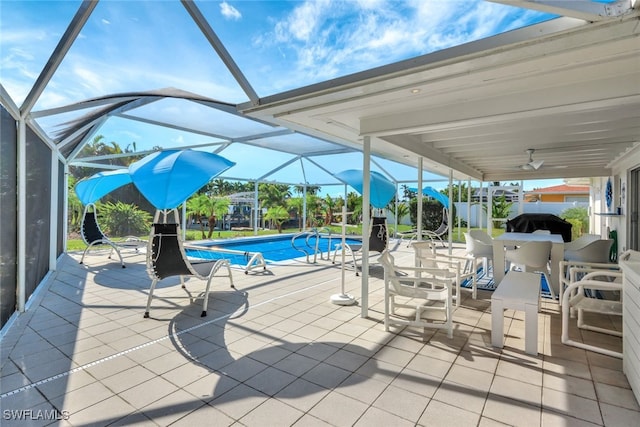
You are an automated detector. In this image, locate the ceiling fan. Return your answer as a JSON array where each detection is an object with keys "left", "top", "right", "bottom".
[{"left": 519, "top": 148, "right": 545, "bottom": 171}]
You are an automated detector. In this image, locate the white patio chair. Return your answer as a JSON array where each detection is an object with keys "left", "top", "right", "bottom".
[
  {"left": 464, "top": 230, "right": 494, "bottom": 277},
  {"left": 558, "top": 259, "right": 620, "bottom": 306},
  {"left": 563, "top": 234, "right": 602, "bottom": 253},
  {"left": 504, "top": 240, "right": 555, "bottom": 299},
  {"left": 379, "top": 250, "right": 453, "bottom": 339},
  {"left": 412, "top": 241, "right": 477, "bottom": 303},
  {"left": 561, "top": 268, "right": 623, "bottom": 358}
]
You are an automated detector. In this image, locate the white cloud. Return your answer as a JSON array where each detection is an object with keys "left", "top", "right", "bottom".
[
  {"left": 220, "top": 2, "right": 241, "bottom": 21},
  {"left": 101, "top": 18, "right": 111, "bottom": 25},
  {"left": 262, "top": 0, "right": 539, "bottom": 90}
]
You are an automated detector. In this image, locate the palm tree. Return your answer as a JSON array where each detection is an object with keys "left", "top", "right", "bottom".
[
  {"left": 396, "top": 202, "right": 410, "bottom": 225},
  {"left": 209, "top": 179, "right": 233, "bottom": 196},
  {"left": 323, "top": 194, "right": 336, "bottom": 225},
  {"left": 186, "top": 194, "right": 210, "bottom": 239},
  {"left": 287, "top": 197, "right": 305, "bottom": 230},
  {"left": 67, "top": 175, "right": 83, "bottom": 232},
  {"left": 258, "top": 183, "right": 291, "bottom": 209},
  {"left": 293, "top": 185, "right": 321, "bottom": 196},
  {"left": 346, "top": 192, "right": 363, "bottom": 224},
  {"left": 207, "top": 197, "right": 231, "bottom": 238},
  {"left": 264, "top": 206, "right": 290, "bottom": 233}
]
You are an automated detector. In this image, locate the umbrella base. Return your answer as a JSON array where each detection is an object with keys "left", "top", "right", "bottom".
[{"left": 330, "top": 293, "right": 356, "bottom": 305}]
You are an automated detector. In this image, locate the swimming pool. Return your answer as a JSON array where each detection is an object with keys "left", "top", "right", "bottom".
[{"left": 185, "top": 233, "right": 363, "bottom": 266}]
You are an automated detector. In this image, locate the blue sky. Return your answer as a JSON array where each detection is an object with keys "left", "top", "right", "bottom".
[{"left": 1, "top": 0, "right": 563, "bottom": 194}]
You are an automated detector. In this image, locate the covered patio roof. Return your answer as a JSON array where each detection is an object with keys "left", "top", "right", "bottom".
[{"left": 4, "top": 1, "right": 637, "bottom": 189}]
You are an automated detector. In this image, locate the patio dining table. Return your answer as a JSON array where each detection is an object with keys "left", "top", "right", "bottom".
[{"left": 493, "top": 232, "right": 565, "bottom": 297}]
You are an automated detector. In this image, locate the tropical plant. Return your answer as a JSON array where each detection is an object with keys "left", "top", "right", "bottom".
[
  {"left": 408, "top": 198, "right": 442, "bottom": 230},
  {"left": 207, "top": 197, "right": 231, "bottom": 238},
  {"left": 186, "top": 194, "right": 211, "bottom": 238},
  {"left": 323, "top": 194, "right": 337, "bottom": 225},
  {"left": 488, "top": 194, "right": 513, "bottom": 229},
  {"left": 264, "top": 206, "right": 290, "bottom": 232},
  {"left": 293, "top": 185, "right": 321, "bottom": 196},
  {"left": 67, "top": 175, "right": 84, "bottom": 233},
  {"left": 259, "top": 183, "right": 291, "bottom": 208},
  {"left": 395, "top": 201, "right": 410, "bottom": 224},
  {"left": 72, "top": 135, "right": 141, "bottom": 181},
  {"left": 98, "top": 201, "right": 152, "bottom": 237},
  {"left": 287, "top": 197, "right": 305, "bottom": 230},
  {"left": 441, "top": 182, "right": 471, "bottom": 202},
  {"left": 346, "top": 192, "right": 363, "bottom": 224},
  {"left": 561, "top": 206, "right": 589, "bottom": 238}
]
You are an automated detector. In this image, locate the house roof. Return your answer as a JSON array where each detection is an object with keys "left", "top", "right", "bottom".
[{"left": 527, "top": 184, "right": 590, "bottom": 194}]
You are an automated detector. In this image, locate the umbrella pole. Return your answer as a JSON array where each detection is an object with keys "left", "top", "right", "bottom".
[{"left": 331, "top": 206, "right": 356, "bottom": 305}]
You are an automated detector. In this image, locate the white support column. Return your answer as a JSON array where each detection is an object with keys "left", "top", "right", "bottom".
[
  {"left": 480, "top": 181, "right": 485, "bottom": 231},
  {"left": 467, "top": 178, "right": 471, "bottom": 232},
  {"left": 253, "top": 181, "right": 259, "bottom": 235},
  {"left": 17, "top": 119, "right": 26, "bottom": 312},
  {"left": 448, "top": 169, "right": 453, "bottom": 253},
  {"left": 457, "top": 179, "right": 462, "bottom": 242},
  {"left": 361, "top": 136, "right": 371, "bottom": 318},
  {"left": 50, "top": 150, "right": 58, "bottom": 270},
  {"left": 303, "top": 185, "right": 307, "bottom": 230},
  {"left": 488, "top": 185, "right": 493, "bottom": 236},
  {"left": 519, "top": 180, "right": 524, "bottom": 215},
  {"left": 63, "top": 163, "right": 69, "bottom": 256},
  {"left": 394, "top": 183, "right": 399, "bottom": 239},
  {"left": 417, "top": 157, "right": 423, "bottom": 241}
]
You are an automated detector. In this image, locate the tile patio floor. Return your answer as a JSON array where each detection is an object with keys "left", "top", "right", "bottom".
[{"left": 1, "top": 241, "right": 638, "bottom": 426}]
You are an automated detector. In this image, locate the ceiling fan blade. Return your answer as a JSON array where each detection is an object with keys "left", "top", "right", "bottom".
[{"left": 529, "top": 159, "right": 544, "bottom": 170}]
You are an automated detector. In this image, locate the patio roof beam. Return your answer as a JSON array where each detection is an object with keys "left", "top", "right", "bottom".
[
  {"left": 115, "top": 113, "right": 232, "bottom": 141},
  {"left": 59, "top": 117, "right": 107, "bottom": 155},
  {"left": 181, "top": 0, "right": 259, "bottom": 105},
  {"left": 231, "top": 129, "right": 295, "bottom": 143},
  {"left": 21, "top": 0, "right": 97, "bottom": 116},
  {"left": 61, "top": 96, "right": 164, "bottom": 156},
  {"left": 0, "top": 84, "right": 20, "bottom": 121},
  {"left": 30, "top": 95, "right": 143, "bottom": 119},
  {"left": 257, "top": 156, "right": 302, "bottom": 182},
  {"left": 68, "top": 162, "right": 126, "bottom": 171}
]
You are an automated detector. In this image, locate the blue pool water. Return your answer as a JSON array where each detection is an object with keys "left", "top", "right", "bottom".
[{"left": 186, "top": 234, "right": 363, "bottom": 265}]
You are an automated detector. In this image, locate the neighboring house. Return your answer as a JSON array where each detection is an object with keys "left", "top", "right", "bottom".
[
  {"left": 525, "top": 184, "right": 590, "bottom": 203},
  {"left": 472, "top": 187, "right": 520, "bottom": 203}
]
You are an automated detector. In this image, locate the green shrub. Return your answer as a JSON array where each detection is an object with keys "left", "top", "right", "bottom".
[
  {"left": 561, "top": 206, "right": 589, "bottom": 237},
  {"left": 409, "top": 199, "right": 452, "bottom": 230},
  {"left": 98, "top": 201, "right": 152, "bottom": 237}
]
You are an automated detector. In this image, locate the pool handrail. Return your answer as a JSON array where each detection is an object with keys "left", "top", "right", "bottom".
[{"left": 291, "top": 230, "right": 321, "bottom": 263}]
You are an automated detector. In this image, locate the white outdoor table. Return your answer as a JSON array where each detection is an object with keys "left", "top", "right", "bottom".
[
  {"left": 491, "top": 271, "right": 541, "bottom": 355},
  {"left": 493, "top": 232, "right": 564, "bottom": 297}
]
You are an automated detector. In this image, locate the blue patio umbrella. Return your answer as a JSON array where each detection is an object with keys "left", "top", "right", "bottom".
[
  {"left": 409, "top": 186, "right": 450, "bottom": 207},
  {"left": 336, "top": 169, "right": 396, "bottom": 208},
  {"left": 129, "top": 149, "right": 235, "bottom": 209},
  {"left": 74, "top": 168, "right": 132, "bottom": 205}
]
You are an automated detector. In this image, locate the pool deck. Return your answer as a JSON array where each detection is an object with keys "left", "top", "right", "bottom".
[{"left": 0, "top": 241, "right": 637, "bottom": 426}]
